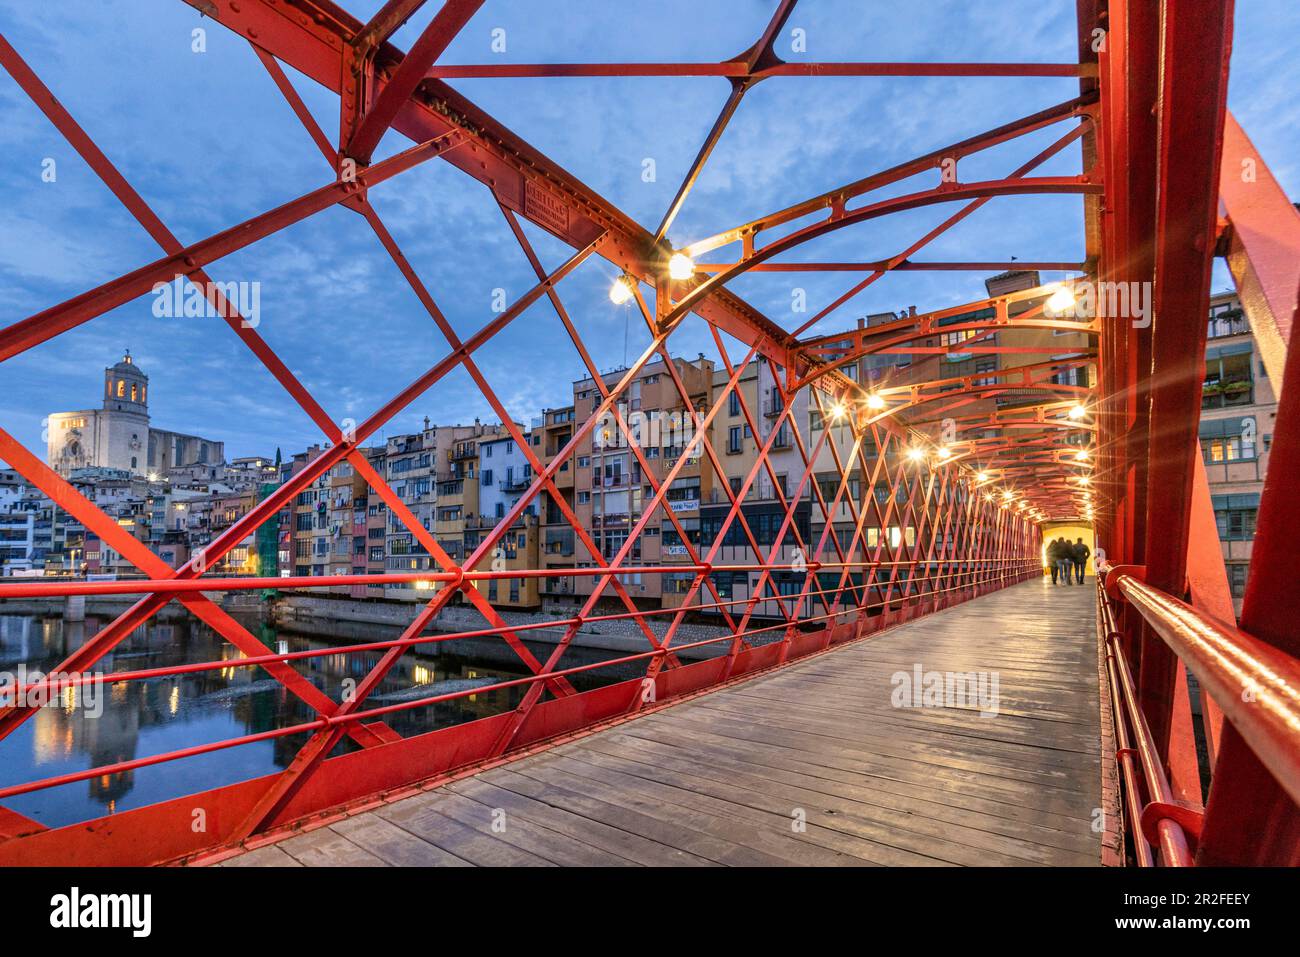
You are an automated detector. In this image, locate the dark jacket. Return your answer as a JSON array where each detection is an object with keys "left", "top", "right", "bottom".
[
  {"left": 1047, "top": 540, "right": 1066, "bottom": 561},
  {"left": 1071, "top": 542, "right": 1091, "bottom": 564}
]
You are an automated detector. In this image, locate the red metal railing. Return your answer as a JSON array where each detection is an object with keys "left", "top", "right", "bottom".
[{"left": 1097, "top": 571, "right": 1300, "bottom": 866}]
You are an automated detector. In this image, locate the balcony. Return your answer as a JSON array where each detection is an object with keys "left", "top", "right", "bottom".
[
  {"left": 1207, "top": 308, "right": 1249, "bottom": 339},
  {"left": 499, "top": 474, "right": 533, "bottom": 493},
  {"left": 1202, "top": 379, "right": 1253, "bottom": 410}
]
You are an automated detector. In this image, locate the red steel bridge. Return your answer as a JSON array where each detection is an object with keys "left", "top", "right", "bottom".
[{"left": 0, "top": 0, "right": 1297, "bottom": 866}]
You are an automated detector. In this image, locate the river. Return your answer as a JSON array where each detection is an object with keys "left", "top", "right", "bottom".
[{"left": 0, "top": 611, "right": 631, "bottom": 830}]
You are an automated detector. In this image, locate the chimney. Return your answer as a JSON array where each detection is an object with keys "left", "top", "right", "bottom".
[{"left": 423, "top": 416, "right": 430, "bottom": 430}]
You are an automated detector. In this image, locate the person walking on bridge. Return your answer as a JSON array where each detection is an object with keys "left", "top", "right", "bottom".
[
  {"left": 1071, "top": 537, "right": 1090, "bottom": 585},
  {"left": 1058, "top": 538, "right": 1076, "bottom": 585},
  {"left": 1047, "top": 537, "right": 1064, "bottom": 585}
]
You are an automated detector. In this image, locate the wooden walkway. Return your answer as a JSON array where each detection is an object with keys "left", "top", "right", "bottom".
[{"left": 220, "top": 577, "right": 1102, "bottom": 867}]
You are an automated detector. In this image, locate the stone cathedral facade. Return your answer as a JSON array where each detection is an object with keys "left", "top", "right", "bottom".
[{"left": 46, "top": 352, "right": 224, "bottom": 478}]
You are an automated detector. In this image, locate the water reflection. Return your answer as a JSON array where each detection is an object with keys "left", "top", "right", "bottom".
[{"left": 0, "top": 612, "right": 626, "bottom": 828}]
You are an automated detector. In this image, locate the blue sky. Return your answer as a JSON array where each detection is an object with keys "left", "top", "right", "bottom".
[{"left": 1, "top": 0, "right": 1297, "bottom": 462}]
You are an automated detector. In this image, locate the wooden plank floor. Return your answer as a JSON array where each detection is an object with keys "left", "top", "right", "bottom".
[{"left": 220, "top": 576, "right": 1102, "bottom": 867}]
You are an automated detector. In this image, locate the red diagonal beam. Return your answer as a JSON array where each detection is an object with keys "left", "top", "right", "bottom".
[
  {"left": 651, "top": 0, "right": 800, "bottom": 243},
  {"left": 0, "top": 429, "right": 380, "bottom": 748},
  {"left": 345, "top": 0, "right": 484, "bottom": 164},
  {"left": 0, "top": 131, "right": 462, "bottom": 362}
]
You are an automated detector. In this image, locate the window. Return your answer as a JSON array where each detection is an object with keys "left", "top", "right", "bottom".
[
  {"left": 727, "top": 426, "right": 742, "bottom": 454},
  {"left": 1213, "top": 493, "right": 1259, "bottom": 541},
  {"left": 1227, "top": 563, "right": 1248, "bottom": 599},
  {"left": 728, "top": 392, "right": 740, "bottom": 416},
  {"left": 481, "top": 468, "right": 493, "bottom": 486},
  {"left": 1049, "top": 355, "right": 1089, "bottom": 388},
  {"left": 1200, "top": 417, "right": 1257, "bottom": 463}
]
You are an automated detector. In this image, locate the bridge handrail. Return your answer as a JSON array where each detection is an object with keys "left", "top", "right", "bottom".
[
  {"left": 1099, "top": 569, "right": 1300, "bottom": 864},
  {"left": 1112, "top": 571, "right": 1300, "bottom": 807}
]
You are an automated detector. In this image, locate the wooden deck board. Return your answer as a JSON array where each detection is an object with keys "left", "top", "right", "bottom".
[{"left": 216, "top": 577, "right": 1101, "bottom": 867}]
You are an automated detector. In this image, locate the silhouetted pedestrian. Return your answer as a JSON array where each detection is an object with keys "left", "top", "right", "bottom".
[
  {"left": 1047, "top": 537, "right": 1067, "bottom": 585},
  {"left": 1071, "top": 537, "right": 1090, "bottom": 584}
]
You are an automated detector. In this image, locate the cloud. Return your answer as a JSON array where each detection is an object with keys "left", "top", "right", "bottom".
[{"left": 1, "top": 0, "right": 1295, "bottom": 466}]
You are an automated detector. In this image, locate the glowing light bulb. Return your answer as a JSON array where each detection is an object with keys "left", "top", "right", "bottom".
[
  {"left": 830, "top": 402, "right": 847, "bottom": 420},
  {"left": 936, "top": 446, "right": 953, "bottom": 460},
  {"left": 1047, "top": 284, "right": 1077, "bottom": 316},
  {"left": 1068, "top": 403, "right": 1087, "bottom": 420},
  {"left": 668, "top": 252, "right": 695, "bottom": 280},
  {"left": 906, "top": 447, "right": 927, "bottom": 462},
  {"left": 975, "top": 471, "right": 989, "bottom": 483},
  {"left": 609, "top": 276, "right": 634, "bottom": 305},
  {"left": 1075, "top": 449, "right": 1090, "bottom": 462},
  {"left": 864, "top": 393, "right": 886, "bottom": 411}
]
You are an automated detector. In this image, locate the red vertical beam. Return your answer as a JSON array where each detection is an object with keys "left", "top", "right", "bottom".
[
  {"left": 1118, "top": 0, "right": 1159, "bottom": 570},
  {"left": 1094, "top": 3, "right": 1121, "bottom": 561},
  {"left": 1137, "top": 0, "right": 1234, "bottom": 759}
]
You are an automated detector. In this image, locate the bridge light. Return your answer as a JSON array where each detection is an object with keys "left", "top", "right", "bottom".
[
  {"left": 864, "top": 393, "right": 886, "bottom": 411},
  {"left": 830, "top": 401, "right": 847, "bottom": 421},
  {"left": 936, "top": 446, "right": 953, "bottom": 460},
  {"left": 1047, "top": 284, "right": 1077, "bottom": 315},
  {"left": 975, "top": 471, "right": 989, "bottom": 483},
  {"left": 1002, "top": 489, "right": 1014, "bottom": 500},
  {"left": 983, "top": 492, "right": 994, "bottom": 502},
  {"left": 1068, "top": 403, "right": 1088, "bottom": 420},
  {"left": 609, "top": 276, "right": 634, "bottom": 305},
  {"left": 1075, "top": 449, "right": 1090, "bottom": 462},
  {"left": 1074, "top": 476, "right": 1091, "bottom": 486},
  {"left": 906, "top": 446, "right": 927, "bottom": 462},
  {"left": 668, "top": 252, "right": 695, "bottom": 280}
]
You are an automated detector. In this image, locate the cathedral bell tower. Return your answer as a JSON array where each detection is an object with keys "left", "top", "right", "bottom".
[{"left": 103, "top": 350, "right": 148, "bottom": 414}]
